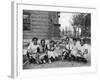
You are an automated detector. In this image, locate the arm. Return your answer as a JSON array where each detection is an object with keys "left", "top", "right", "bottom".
[{"left": 27, "top": 43, "right": 32, "bottom": 53}]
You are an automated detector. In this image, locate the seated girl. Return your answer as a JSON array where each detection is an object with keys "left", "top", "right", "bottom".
[
  {"left": 70, "top": 38, "right": 79, "bottom": 61},
  {"left": 27, "top": 37, "right": 39, "bottom": 64},
  {"left": 53, "top": 41, "right": 62, "bottom": 61},
  {"left": 38, "top": 39, "right": 48, "bottom": 64},
  {"left": 75, "top": 39, "right": 88, "bottom": 63},
  {"left": 47, "top": 40, "right": 56, "bottom": 63},
  {"left": 78, "top": 39, "right": 90, "bottom": 63},
  {"left": 62, "top": 37, "right": 72, "bottom": 61}
]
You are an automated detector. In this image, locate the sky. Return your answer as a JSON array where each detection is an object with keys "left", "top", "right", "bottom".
[{"left": 59, "top": 12, "right": 74, "bottom": 31}]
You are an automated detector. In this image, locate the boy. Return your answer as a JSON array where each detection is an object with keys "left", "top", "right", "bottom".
[{"left": 27, "top": 37, "right": 39, "bottom": 64}]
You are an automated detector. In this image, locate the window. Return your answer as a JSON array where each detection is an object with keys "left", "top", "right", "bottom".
[{"left": 23, "top": 13, "right": 30, "bottom": 31}]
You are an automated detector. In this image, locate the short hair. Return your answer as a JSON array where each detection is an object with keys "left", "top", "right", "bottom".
[
  {"left": 62, "top": 39, "right": 65, "bottom": 42},
  {"left": 73, "top": 38, "right": 77, "bottom": 41},
  {"left": 81, "top": 39, "right": 85, "bottom": 44},
  {"left": 50, "top": 40, "right": 55, "bottom": 43},
  {"left": 40, "top": 39, "right": 45, "bottom": 43},
  {"left": 77, "top": 38, "right": 81, "bottom": 42},
  {"left": 32, "top": 37, "right": 38, "bottom": 41},
  {"left": 55, "top": 41, "right": 60, "bottom": 44},
  {"left": 66, "top": 37, "right": 69, "bottom": 41}
]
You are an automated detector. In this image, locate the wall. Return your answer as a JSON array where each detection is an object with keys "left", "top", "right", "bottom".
[{"left": 23, "top": 10, "right": 60, "bottom": 39}]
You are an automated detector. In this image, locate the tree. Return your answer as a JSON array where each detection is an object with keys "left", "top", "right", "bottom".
[{"left": 71, "top": 13, "right": 91, "bottom": 37}]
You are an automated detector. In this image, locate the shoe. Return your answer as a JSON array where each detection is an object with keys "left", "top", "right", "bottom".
[
  {"left": 43, "top": 60, "right": 46, "bottom": 63},
  {"left": 49, "top": 60, "right": 52, "bottom": 64}
]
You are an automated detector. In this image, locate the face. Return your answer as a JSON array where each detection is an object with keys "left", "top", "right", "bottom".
[
  {"left": 62, "top": 39, "right": 65, "bottom": 43},
  {"left": 32, "top": 39, "right": 37, "bottom": 45},
  {"left": 56, "top": 41, "right": 60, "bottom": 46},
  {"left": 41, "top": 40, "right": 45, "bottom": 45},
  {"left": 73, "top": 40, "right": 76, "bottom": 45},
  {"left": 80, "top": 40, "right": 84, "bottom": 45},
  {"left": 69, "top": 38, "right": 73, "bottom": 44},
  {"left": 66, "top": 38, "right": 69, "bottom": 44},
  {"left": 50, "top": 42, "right": 54, "bottom": 46}
]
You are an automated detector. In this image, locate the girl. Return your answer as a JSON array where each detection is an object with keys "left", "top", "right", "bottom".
[
  {"left": 78, "top": 39, "right": 90, "bottom": 63},
  {"left": 47, "top": 40, "right": 55, "bottom": 63},
  {"left": 70, "top": 38, "right": 78, "bottom": 61},
  {"left": 54, "top": 41, "right": 62, "bottom": 61},
  {"left": 27, "top": 37, "right": 39, "bottom": 64},
  {"left": 62, "top": 37, "right": 71, "bottom": 61},
  {"left": 38, "top": 39, "right": 48, "bottom": 64},
  {"left": 74, "top": 39, "right": 88, "bottom": 63}
]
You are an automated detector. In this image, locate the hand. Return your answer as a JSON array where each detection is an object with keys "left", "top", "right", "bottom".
[
  {"left": 27, "top": 49, "right": 32, "bottom": 53},
  {"left": 84, "top": 49, "right": 88, "bottom": 54}
]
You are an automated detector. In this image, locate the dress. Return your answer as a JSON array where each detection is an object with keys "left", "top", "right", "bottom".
[
  {"left": 54, "top": 45, "right": 62, "bottom": 57},
  {"left": 47, "top": 44, "right": 55, "bottom": 58},
  {"left": 38, "top": 44, "right": 48, "bottom": 59},
  {"left": 27, "top": 42, "right": 39, "bottom": 59}
]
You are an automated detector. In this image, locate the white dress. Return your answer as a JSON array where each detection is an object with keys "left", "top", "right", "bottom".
[
  {"left": 47, "top": 44, "right": 55, "bottom": 58},
  {"left": 70, "top": 43, "right": 78, "bottom": 56},
  {"left": 54, "top": 45, "right": 62, "bottom": 57},
  {"left": 77, "top": 43, "right": 91, "bottom": 61},
  {"left": 27, "top": 42, "right": 39, "bottom": 58}
]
